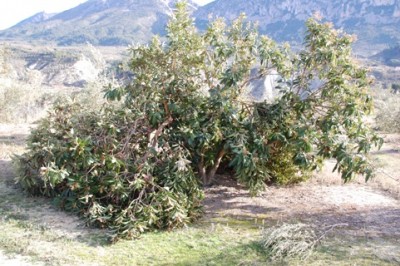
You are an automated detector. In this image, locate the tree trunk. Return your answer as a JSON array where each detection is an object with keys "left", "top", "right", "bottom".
[
  {"left": 198, "top": 148, "right": 226, "bottom": 187},
  {"left": 198, "top": 158, "right": 207, "bottom": 185}
]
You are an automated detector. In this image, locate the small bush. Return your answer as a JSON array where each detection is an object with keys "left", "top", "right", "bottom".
[
  {"left": 267, "top": 149, "right": 312, "bottom": 185},
  {"left": 374, "top": 89, "right": 400, "bottom": 133}
]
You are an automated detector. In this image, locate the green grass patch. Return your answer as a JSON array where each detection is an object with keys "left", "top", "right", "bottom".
[
  {"left": 0, "top": 217, "right": 266, "bottom": 266},
  {"left": 1, "top": 208, "right": 399, "bottom": 266}
]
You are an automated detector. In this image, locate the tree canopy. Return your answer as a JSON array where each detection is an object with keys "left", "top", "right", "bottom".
[{"left": 15, "top": 2, "right": 382, "bottom": 241}]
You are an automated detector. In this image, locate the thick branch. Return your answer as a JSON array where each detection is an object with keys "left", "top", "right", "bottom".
[
  {"left": 203, "top": 147, "right": 226, "bottom": 186},
  {"left": 198, "top": 156, "right": 207, "bottom": 183},
  {"left": 149, "top": 116, "right": 173, "bottom": 147},
  {"left": 138, "top": 116, "right": 173, "bottom": 167},
  {"left": 207, "top": 148, "right": 226, "bottom": 183}
]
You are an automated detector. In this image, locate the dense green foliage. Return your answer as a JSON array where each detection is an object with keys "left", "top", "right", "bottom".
[
  {"left": 15, "top": 102, "right": 203, "bottom": 241},
  {"left": 15, "top": 2, "right": 381, "bottom": 240}
]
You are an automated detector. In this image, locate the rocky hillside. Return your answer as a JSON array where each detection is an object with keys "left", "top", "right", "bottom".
[
  {"left": 0, "top": 44, "right": 122, "bottom": 88},
  {"left": 195, "top": 0, "right": 400, "bottom": 51}
]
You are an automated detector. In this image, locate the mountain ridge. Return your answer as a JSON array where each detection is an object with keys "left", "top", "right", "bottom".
[
  {"left": 13, "top": 12, "right": 57, "bottom": 28},
  {"left": 0, "top": 0, "right": 399, "bottom": 50},
  {"left": 0, "top": 0, "right": 197, "bottom": 46}
]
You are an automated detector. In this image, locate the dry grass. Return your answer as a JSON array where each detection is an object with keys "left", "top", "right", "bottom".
[
  {"left": 307, "top": 132, "right": 400, "bottom": 199},
  {"left": 0, "top": 143, "right": 25, "bottom": 160},
  {"left": 369, "top": 134, "right": 400, "bottom": 198},
  {"left": 0, "top": 124, "right": 31, "bottom": 160},
  {"left": 261, "top": 223, "right": 318, "bottom": 261}
]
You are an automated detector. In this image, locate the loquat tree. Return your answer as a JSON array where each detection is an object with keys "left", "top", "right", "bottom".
[{"left": 15, "top": 2, "right": 382, "bottom": 241}]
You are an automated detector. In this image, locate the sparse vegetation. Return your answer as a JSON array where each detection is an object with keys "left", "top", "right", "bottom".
[
  {"left": 0, "top": 46, "right": 50, "bottom": 123},
  {"left": 0, "top": 85, "right": 57, "bottom": 123}
]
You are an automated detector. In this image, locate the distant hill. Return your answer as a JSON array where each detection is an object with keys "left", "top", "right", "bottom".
[{"left": 371, "top": 45, "right": 400, "bottom": 66}]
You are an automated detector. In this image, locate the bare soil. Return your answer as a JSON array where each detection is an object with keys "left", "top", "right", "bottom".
[{"left": 204, "top": 176, "right": 399, "bottom": 238}]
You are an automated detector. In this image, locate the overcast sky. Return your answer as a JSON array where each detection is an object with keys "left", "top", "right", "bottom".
[{"left": 0, "top": 0, "right": 215, "bottom": 30}]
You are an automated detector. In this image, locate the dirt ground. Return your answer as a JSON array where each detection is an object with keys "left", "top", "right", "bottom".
[
  {"left": 204, "top": 175, "right": 399, "bottom": 237},
  {"left": 1, "top": 123, "right": 399, "bottom": 264}
]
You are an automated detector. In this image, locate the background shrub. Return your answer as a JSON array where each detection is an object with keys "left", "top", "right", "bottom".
[{"left": 374, "top": 88, "right": 400, "bottom": 133}]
